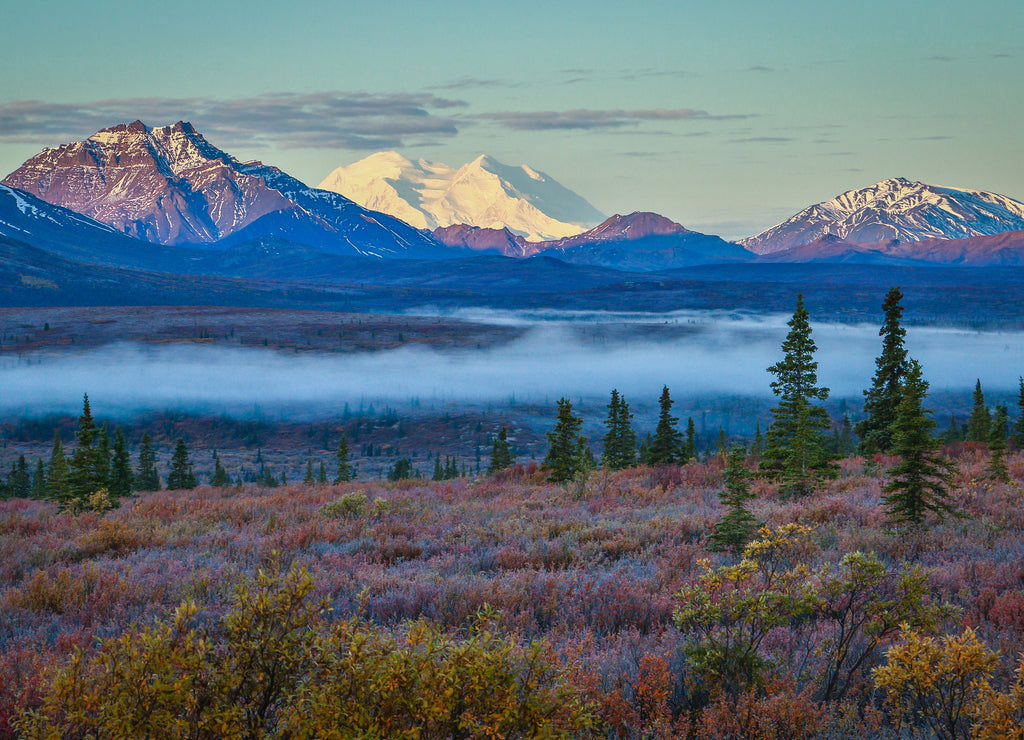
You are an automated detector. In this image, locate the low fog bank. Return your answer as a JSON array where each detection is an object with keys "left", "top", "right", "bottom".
[{"left": 0, "top": 315, "right": 1022, "bottom": 417}]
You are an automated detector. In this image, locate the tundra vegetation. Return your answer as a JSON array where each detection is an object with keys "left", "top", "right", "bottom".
[{"left": 1, "top": 290, "right": 1024, "bottom": 738}]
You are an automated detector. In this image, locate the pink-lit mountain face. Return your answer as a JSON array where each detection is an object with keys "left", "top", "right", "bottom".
[
  {"left": 742, "top": 177, "right": 1024, "bottom": 254},
  {"left": 433, "top": 211, "right": 752, "bottom": 270},
  {"left": 2, "top": 121, "right": 452, "bottom": 259}
]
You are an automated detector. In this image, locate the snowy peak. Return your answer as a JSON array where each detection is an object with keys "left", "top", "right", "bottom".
[
  {"left": 319, "top": 152, "right": 604, "bottom": 241},
  {"left": 742, "top": 177, "right": 1024, "bottom": 254}
]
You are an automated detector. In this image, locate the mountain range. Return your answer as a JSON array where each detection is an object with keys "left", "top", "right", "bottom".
[
  {"left": 318, "top": 152, "right": 604, "bottom": 241},
  {"left": 2, "top": 121, "right": 453, "bottom": 260},
  {"left": 2, "top": 120, "right": 1024, "bottom": 308}
]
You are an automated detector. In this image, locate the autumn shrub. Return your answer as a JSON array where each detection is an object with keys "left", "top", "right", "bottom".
[
  {"left": 873, "top": 628, "right": 1000, "bottom": 740},
  {"left": 282, "top": 610, "right": 595, "bottom": 739},
  {"left": 19, "top": 564, "right": 323, "bottom": 739},
  {"left": 319, "top": 490, "right": 368, "bottom": 519}
]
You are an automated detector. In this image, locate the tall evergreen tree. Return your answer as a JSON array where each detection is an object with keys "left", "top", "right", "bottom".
[
  {"left": 601, "top": 390, "right": 636, "bottom": 470},
  {"left": 108, "top": 426, "right": 134, "bottom": 498},
  {"left": 882, "top": 360, "right": 958, "bottom": 528},
  {"left": 317, "top": 461, "right": 328, "bottom": 485},
  {"left": 1012, "top": 377, "right": 1024, "bottom": 449},
  {"left": 648, "top": 386, "right": 683, "bottom": 466},
  {"left": 31, "top": 458, "right": 47, "bottom": 499},
  {"left": 488, "top": 427, "right": 515, "bottom": 474},
  {"left": 95, "top": 424, "right": 111, "bottom": 491},
  {"left": 751, "top": 420, "right": 764, "bottom": 458},
  {"left": 211, "top": 453, "right": 231, "bottom": 487},
  {"left": 166, "top": 438, "right": 198, "bottom": 490},
  {"left": 683, "top": 417, "right": 698, "bottom": 462},
  {"left": 988, "top": 404, "right": 1010, "bottom": 483},
  {"left": 966, "top": 379, "right": 991, "bottom": 442},
  {"left": 135, "top": 433, "right": 161, "bottom": 491},
  {"left": 46, "top": 433, "right": 70, "bottom": 506},
  {"left": 68, "top": 394, "right": 108, "bottom": 507},
  {"left": 708, "top": 446, "right": 759, "bottom": 556},
  {"left": 855, "top": 287, "right": 909, "bottom": 454},
  {"left": 543, "top": 398, "right": 588, "bottom": 483},
  {"left": 334, "top": 435, "right": 353, "bottom": 483},
  {"left": 433, "top": 456, "right": 445, "bottom": 481},
  {"left": 762, "top": 295, "right": 837, "bottom": 496}
]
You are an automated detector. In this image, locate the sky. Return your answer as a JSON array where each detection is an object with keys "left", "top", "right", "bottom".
[{"left": 0, "top": 0, "right": 1021, "bottom": 239}]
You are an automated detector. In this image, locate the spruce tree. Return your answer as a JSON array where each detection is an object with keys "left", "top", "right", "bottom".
[
  {"left": 68, "top": 394, "right": 108, "bottom": 507},
  {"left": 966, "top": 379, "right": 991, "bottom": 442},
  {"left": 334, "top": 435, "right": 352, "bottom": 483},
  {"left": 31, "top": 458, "right": 47, "bottom": 499},
  {"left": 708, "top": 446, "right": 759, "bottom": 556},
  {"left": 988, "top": 404, "right": 1010, "bottom": 483},
  {"left": 762, "top": 294, "right": 837, "bottom": 496},
  {"left": 601, "top": 390, "right": 636, "bottom": 470},
  {"left": 488, "top": 427, "right": 515, "bottom": 473},
  {"left": 135, "top": 433, "right": 161, "bottom": 491},
  {"left": 1012, "top": 377, "right": 1024, "bottom": 448},
  {"left": 317, "top": 461, "right": 328, "bottom": 485},
  {"left": 166, "top": 438, "right": 198, "bottom": 490},
  {"left": 95, "top": 424, "right": 111, "bottom": 490},
  {"left": 855, "top": 287, "right": 909, "bottom": 454},
  {"left": 303, "top": 457, "right": 315, "bottom": 485},
  {"left": 108, "top": 426, "right": 134, "bottom": 498},
  {"left": 543, "top": 398, "right": 588, "bottom": 483},
  {"left": 211, "top": 453, "right": 230, "bottom": 487},
  {"left": 433, "top": 456, "right": 445, "bottom": 481},
  {"left": 751, "top": 420, "right": 764, "bottom": 458},
  {"left": 882, "top": 360, "right": 958, "bottom": 528},
  {"left": 683, "top": 417, "right": 698, "bottom": 462},
  {"left": 47, "top": 433, "right": 71, "bottom": 506},
  {"left": 648, "top": 386, "right": 682, "bottom": 466}
]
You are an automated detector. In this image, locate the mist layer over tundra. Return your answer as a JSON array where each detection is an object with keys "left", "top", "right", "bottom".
[{"left": 0, "top": 312, "right": 1021, "bottom": 417}]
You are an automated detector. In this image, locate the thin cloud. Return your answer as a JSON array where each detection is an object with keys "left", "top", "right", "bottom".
[
  {"left": 730, "top": 136, "right": 794, "bottom": 144},
  {"left": 0, "top": 92, "right": 467, "bottom": 150},
  {"left": 472, "top": 108, "right": 752, "bottom": 131},
  {"left": 427, "top": 77, "right": 510, "bottom": 90},
  {"left": 929, "top": 55, "right": 955, "bottom": 62},
  {"left": 745, "top": 65, "right": 775, "bottom": 72}
]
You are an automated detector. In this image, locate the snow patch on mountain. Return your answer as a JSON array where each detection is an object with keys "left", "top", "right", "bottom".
[{"left": 319, "top": 152, "right": 604, "bottom": 241}]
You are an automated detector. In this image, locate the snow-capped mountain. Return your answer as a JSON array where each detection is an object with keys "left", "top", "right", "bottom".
[
  {"left": 742, "top": 177, "right": 1024, "bottom": 254},
  {"left": 318, "top": 152, "right": 604, "bottom": 241},
  {"left": 2, "top": 121, "right": 452, "bottom": 259}
]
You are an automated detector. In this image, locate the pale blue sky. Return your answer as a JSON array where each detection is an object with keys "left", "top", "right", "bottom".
[{"left": 1, "top": 0, "right": 1020, "bottom": 238}]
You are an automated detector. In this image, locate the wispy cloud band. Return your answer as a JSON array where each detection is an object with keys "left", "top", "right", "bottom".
[
  {"left": 471, "top": 108, "right": 751, "bottom": 131},
  {"left": 0, "top": 92, "right": 466, "bottom": 150}
]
